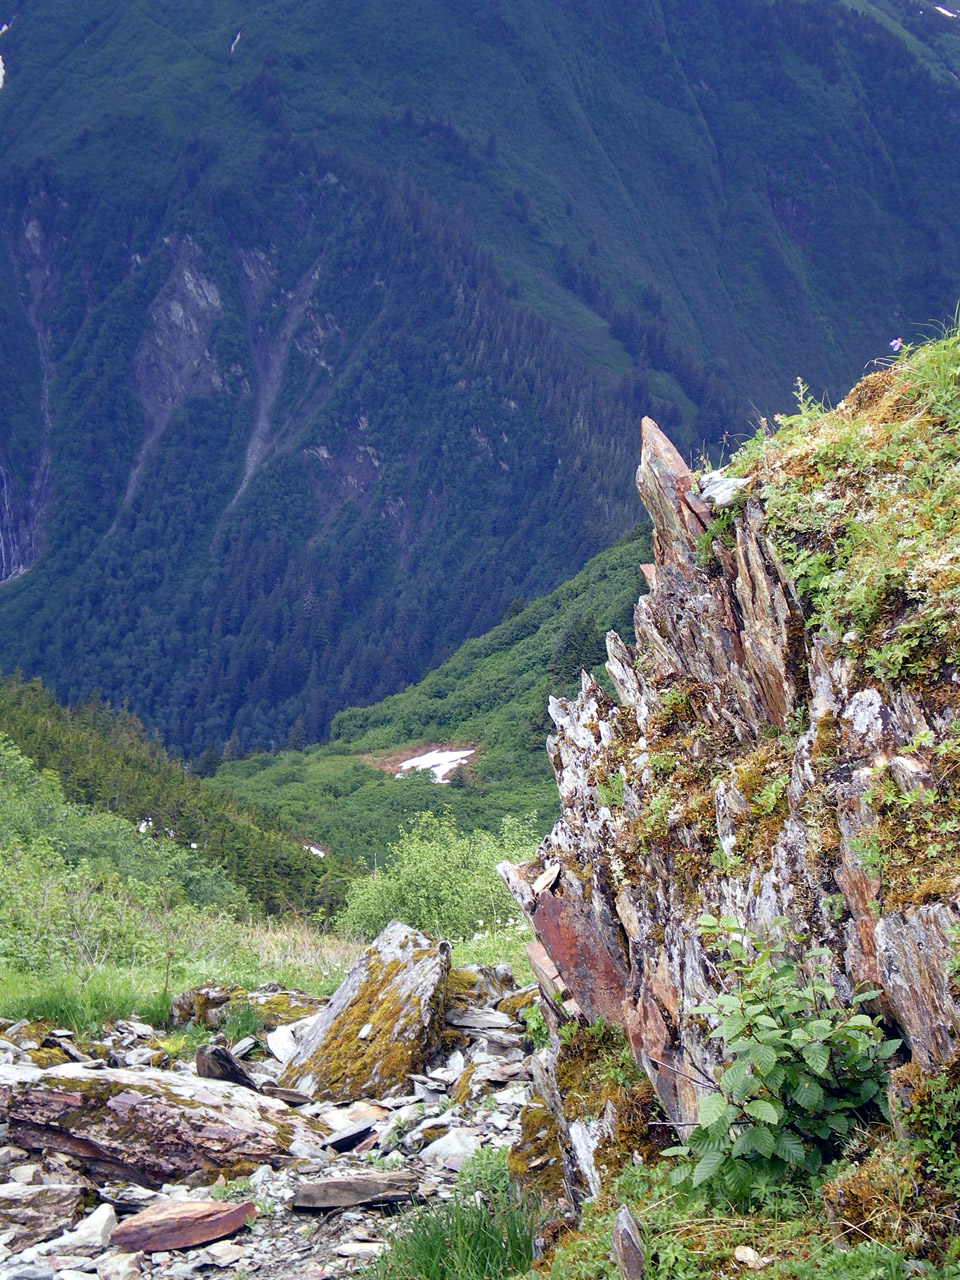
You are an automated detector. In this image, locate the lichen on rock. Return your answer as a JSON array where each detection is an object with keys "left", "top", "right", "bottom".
[
  {"left": 280, "top": 920, "right": 450, "bottom": 1102},
  {"left": 0, "top": 1062, "right": 330, "bottom": 1187}
]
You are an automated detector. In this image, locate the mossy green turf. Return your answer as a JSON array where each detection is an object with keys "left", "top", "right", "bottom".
[{"left": 210, "top": 525, "right": 651, "bottom": 864}]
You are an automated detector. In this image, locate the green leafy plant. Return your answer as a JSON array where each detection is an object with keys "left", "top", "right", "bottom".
[
  {"left": 597, "top": 770, "right": 625, "bottom": 810},
  {"left": 694, "top": 506, "right": 738, "bottom": 569},
  {"left": 664, "top": 916, "right": 900, "bottom": 1205},
  {"left": 336, "top": 809, "right": 537, "bottom": 942},
  {"left": 456, "top": 1145, "right": 511, "bottom": 1202},
  {"left": 522, "top": 1001, "right": 550, "bottom": 1049},
  {"left": 753, "top": 774, "right": 789, "bottom": 816},
  {"left": 900, "top": 1065, "right": 960, "bottom": 1197}
]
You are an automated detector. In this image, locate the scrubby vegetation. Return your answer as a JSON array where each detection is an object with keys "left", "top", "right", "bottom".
[
  {"left": 0, "top": 674, "right": 343, "bottom": 913},
  {"left": 728, "top": 315, "right": 960, "bottom": 685},
  {"left": 664, "top": 918, "right": 899, "bottom": 1201},
  {"left": 0, "top": 728, "right": 359, "bottom": 1029},
  {"left": 337, "top": 809, "right": 535, "bottom": 945}
]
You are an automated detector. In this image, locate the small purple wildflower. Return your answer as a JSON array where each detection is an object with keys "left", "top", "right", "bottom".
[{"left": 890, "top": 337, "right": 903, "bottom": 352}]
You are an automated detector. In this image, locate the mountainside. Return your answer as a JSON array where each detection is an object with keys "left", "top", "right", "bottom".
[
  {"left": 211, "top": 523, "right": 652, "bottom": 867},
  {"left": 0, "top": 675, "right": 333, "bottom": 912},
  {"left": 1, "top": 0, "right": 960, "bottom": 753}
]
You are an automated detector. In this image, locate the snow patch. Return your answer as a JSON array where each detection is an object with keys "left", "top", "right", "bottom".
[
  {"left": 304, "top": 843, "right": 327, "bottom": 859},
  {"left": 395, "top": 748, "right": 475, "bottom": 783},
  {"left": 0, "top": 55, "right": 5, "bottom": 91},
  {"left": 935, "top": 5, "right": 957, "bottom": 15},
  {"left": 230, "top": 29, "right": 242, "bottom": 53}
]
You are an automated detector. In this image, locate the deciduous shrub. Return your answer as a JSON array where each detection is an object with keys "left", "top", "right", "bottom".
[
  {"left": 336, "top": 809, "right": 536, "bottom": 941},
  {"left": 665, "top": 916, "right": 899, "bottom": 1205}
]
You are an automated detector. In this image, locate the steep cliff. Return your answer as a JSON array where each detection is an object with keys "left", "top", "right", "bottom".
[{"left": 502, "top": 335, "right": 960, "bottom": 1135}]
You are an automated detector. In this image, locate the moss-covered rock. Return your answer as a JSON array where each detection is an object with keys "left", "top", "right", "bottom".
[
  {"left": 496, "top": 986, "right": 538, "bottom": 1021},
  {"left": 279, "top": 921, "right": 450, "bottom": 1102},
  {"left": 508, "top": 1096, "right": 565, "bottom": 1202},
  {"left": 0, "top": 1062, "right": 331, "bottom": 1188},
  {"left": 169, "top": 984, "right": 327, "bottom": 1031},
  {"left": 509, "top": 1026, "right": 666, "bottom": 1209},
  {"left": 822, "top": 1142, "right": 958, "bottom": 1261},
  {"left": 25, "top": 1047, "right": 69, "bottom": 1068}
]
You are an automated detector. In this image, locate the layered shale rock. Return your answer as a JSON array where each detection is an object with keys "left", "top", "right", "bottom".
[
  {"left": 501, "top": 395, "right": 960, "bottom": 1131},
  {"left": 0, "top": 1064, "right": 330, "bottom": 1187},
  {"left": 280, "top": 920, "right": 451, "bottom": 1101},
  {"left": 0, "top": 939, "right": 536, "bottom": 1275}
]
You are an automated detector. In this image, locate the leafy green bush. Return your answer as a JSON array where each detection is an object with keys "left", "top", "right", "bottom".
[
  {"left": 336, "top": 809, "right": 537, "bottom": 941},
  {"left": 0, "top": 731, "right": 244, "bottom": 910},
  {"left": 665, "top": 916, "right": 899, "bottom": 1205},
  {"left": 0, "top": 734, "right": 255, "bottom": 986},
  {"left": 0, "top": 840, "right": 254, "bottom": 982},
  {"left": 455, "top": 1145, "right": 512, "bottom": 1203}
]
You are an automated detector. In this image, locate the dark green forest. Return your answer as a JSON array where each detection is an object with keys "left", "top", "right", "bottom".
[
  {"left": 212, "top": 523, "right": 652, "bottom": 865},
  {"left": 1, "top": 0, "right": 960, "bottom": 755},
  {"left": 0, "top": 675, "right": 339, "bottom": 913}
]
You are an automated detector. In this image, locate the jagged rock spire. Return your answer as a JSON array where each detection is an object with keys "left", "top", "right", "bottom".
[{"left": 636, "top": 416, "right": 711, "bottom": 568}]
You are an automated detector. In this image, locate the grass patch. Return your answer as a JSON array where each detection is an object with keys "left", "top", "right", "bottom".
[
  {"left": 0, "top": 919, "right": 360, "bottom": 1033},
  {"left": 0, "top": 968, "right": 173, "bottom": 1034},
  {"left": 450, "top": 924, "right": 534, "bottom": 985},
  {"left": 365, "top": 1190, "right": 536, "bottom": 1280}
]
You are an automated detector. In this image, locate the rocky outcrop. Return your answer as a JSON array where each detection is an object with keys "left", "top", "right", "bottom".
[
  {"left": 501, "top": 413, "right": 960, "bottom": 1129},
  {"left": 280, "top": 921, "right": 450, "bottom": 1101},
  {"left": 0, "top": 1064, "right": 330, "bottom": 1187},
  {"left": 0, "top": 937, "right": 537, "bottom": 1277}
]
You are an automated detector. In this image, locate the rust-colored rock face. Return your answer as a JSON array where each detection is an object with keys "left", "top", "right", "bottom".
[
  {"left": 110, "top": 1200, "right": 256, "bottom": 1251},
  {"left": 500, "top": 414, "right": 960, "bottom": 1128}
]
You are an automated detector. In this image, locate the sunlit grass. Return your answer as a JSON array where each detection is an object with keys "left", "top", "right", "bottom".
[{"left": 0, "top": 918, "right": 361, "bottom": 1033}]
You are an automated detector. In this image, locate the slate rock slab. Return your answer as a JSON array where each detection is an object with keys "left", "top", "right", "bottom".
[
  {"left": 0, "top": 1064, "right": 329, "bottom": 1187},
  {"left": 110, "top": 1200, "right": 255, "bottom": 1252},
  {"left": 290, "top": 1172, "right": 418, "bottom": 1212},
  {"left": 195, "top": 1045, "right": 259, "bottom": 1092},
  {"left": 280, "top": 921, "right": 450, "bottom": 1101},
  {"left": 612, "top": 1204, "right": 645, "bottom": 1279},
  {"left": 0, "top": 1182, "right": 81, "bottom": 1252}
]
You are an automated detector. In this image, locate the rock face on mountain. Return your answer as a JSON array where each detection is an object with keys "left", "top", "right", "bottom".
[{"left": 502, "top": 401, "right": 960, "bottom": 1129}]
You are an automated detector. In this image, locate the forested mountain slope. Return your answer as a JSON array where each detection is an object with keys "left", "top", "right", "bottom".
[
  {"left": 0, "top": 676, "right": 331, "bottom": 912},
  {"left": 211, "top": 523, "right": 652, "bottom": 866},
  {"left": 1, "top": 0, "right": 959, "bottom": 754}
]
